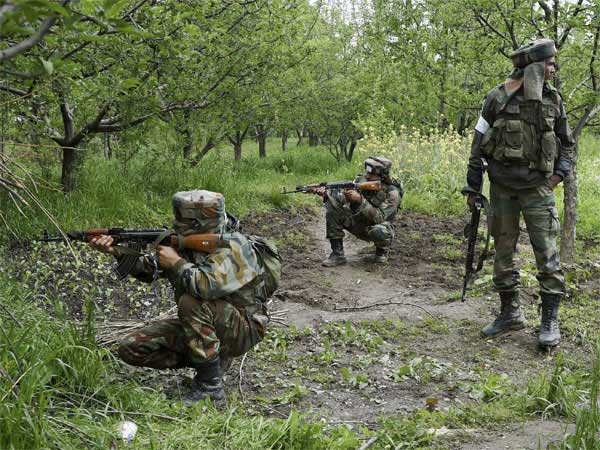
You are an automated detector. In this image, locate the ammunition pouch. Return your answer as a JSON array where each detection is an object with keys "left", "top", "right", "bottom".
[{"left": 480, "top": 99, "right": 559, "bottom": 173}]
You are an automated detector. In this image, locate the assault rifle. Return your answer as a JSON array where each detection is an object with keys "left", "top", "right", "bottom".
[
  {"left": 40, "top": 227, "right": 223, "bottom": 253},
  {"left": 39, "top": 227, "right": 225, "bottom": 279},
  {"left": 282, "top": 180, "right": 382, "bottom": 194},
  {"left": 461, "top": 159, "right": 491, "bottom": 302}
]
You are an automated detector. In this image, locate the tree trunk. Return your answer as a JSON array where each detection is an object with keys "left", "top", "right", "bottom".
[
  {"left": 190, "top": 138, "right": 215, "bottom": 167},
  {"left": 59, "top": 102, "right": 78, "bottom": 193},
  {"left": 182, "top": 128, "right": 194, "bottom": 159},
  {"left": 308, "top": 129, "right": 319, "bottom": 146},
  {"left": 234, "top": 141, "right": 242, "bottom": 161},
  {"left": 347, "top": 139, "right": 357, "bottom": 162},
  {"left": 561, "top": 167, "right": 578, "bottom": 264},
  {"left": 61, "top": 144, "right": 78, "bottom": 193},
  {"left": 282, "top": 129, "right": 288, "bottom": 152},
  {"left": 103, "top": 133, "right": 113, "bottom": 160},
  {"left": 229, "top": 129, "right": 248, "bottom": 161},
  {"left": 256, "top": 124, "right": 267, "bottom": 158},
  {"left": 296, "top": 128, "right": 304, "bottom": 146},
  {"left": 177, "top": 110, "right": 194, "bottom": 159}
]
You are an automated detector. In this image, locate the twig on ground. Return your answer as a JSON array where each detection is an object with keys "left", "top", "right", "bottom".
[
  {"left": 334, "top": 300, "right": 436, "bottom": 319},
  {"left": 0, "top": 301, "right": 22, "bottom": 327},
  {"left": 261, "top": 403, "right": 288, "bottom": 418},
  {"left": 359, "top": 436, "right": 379, "bottom": 450},
  {"left": 238, "top": 353, "right": 248, "bottom": 401}
]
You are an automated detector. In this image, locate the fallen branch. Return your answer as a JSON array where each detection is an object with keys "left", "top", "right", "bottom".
[
  {"left": 333, "top": 294, "right": 436, "bottom": 320},
  {"left": 359, "top": 436, "right": 379, "bottom": 450}
]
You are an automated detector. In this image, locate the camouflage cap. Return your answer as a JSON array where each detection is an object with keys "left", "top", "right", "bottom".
[
  {"left": 365, "top": 156, "right": 393, "bottom": 175},
  {"left": 172, "top": 190, "right": 226, "bottom": 234},
  {"left": 510, "top": 38, "right": 556, "bottom": 68}
]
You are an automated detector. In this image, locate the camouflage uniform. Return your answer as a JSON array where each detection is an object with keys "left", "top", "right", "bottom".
[
  {"left": 325, "top": 174, "right": 401, "bottom": 249},
  {"left": 465, "top": 39, "right": 575, "bottom": 346},
  {"left": 116, "top": 232, "right": 267, "bottom": 369},
  {"left": 323, "top": 157, "right": 402, "bottom": 266},
  {"left": 114, "top": 191, "right": 269, "bottom": 400}
]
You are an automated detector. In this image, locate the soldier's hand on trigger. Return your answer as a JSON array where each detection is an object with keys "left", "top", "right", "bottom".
[
  {"left": 313, "top": 186, "right": 327, "bottom": 197},
  {"left": 156, "top": 245, "right": 183, "bottom": 270},
  {"left": 89, "top": 235, "right": 116, "bottom": 255},
  {"left": 344, "top": 189, "right": 362, "bottom": 204}
]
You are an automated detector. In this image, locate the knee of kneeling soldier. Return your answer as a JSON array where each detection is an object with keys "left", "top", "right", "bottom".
[
  {"left": 117, "top": 337, "right": 139, "bottom": 365},
  {"left": 177, "top": 294, "right": 209, "bottom": 319},
  {"left": 367, "top": 225, "right": 392, "bottom": 243}
]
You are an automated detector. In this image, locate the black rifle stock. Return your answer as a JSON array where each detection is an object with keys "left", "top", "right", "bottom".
[{"left": 462, "top": 159, "right": 490, "bottom": 302}]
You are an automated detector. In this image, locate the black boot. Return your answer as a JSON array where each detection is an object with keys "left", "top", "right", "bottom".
[
  {"left": 185, "top": 357, "right": 225, "bottom": 403},
  {"left": 373, "top": 247, "right": 388, "bottom": 263},
  {"left": 538, "top": 293, "right": 561, "bottom": 347},
  {"left": 322, "top": 239, "right": 347, "bottom": 267},
  {"left": 481, "top": 291, "right": 526, "bottom": 338}
]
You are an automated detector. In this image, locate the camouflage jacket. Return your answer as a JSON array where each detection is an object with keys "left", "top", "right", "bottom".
[
  {"left": 466, "top": 83, "right": 576, "bottom": 191},
  {"left": 116, "top": 232, "right": 262, "bottom": 309},
  {"left": 333, "top": 174, "right": 402, "bottom": 225}
]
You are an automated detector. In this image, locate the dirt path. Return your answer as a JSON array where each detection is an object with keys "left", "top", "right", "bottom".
[{"left": 237, "top": 207, "right": 575, "bottom": 448}]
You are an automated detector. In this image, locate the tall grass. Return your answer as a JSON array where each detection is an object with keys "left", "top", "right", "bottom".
[
  {"left": 2, "top": 131, "right": 600, "bottom": 239},
  {"left": 0, "top": 275, "right": 364, "bottom": 449},
  {"left": 1, "top": 139, "right": 360, "bottom": 238}
]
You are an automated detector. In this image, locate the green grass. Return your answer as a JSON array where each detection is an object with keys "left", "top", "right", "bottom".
[
  {"left": 3, "top": 131, "right": 600, "bottom": 240},
  {"left": 1, "top": 137, "right": 360, "bottom": 239},
  {"left": 0, "top": 275, "right": 365, "bottom": 449}
]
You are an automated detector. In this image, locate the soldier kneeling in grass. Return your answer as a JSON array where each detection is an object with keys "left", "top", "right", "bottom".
[{"left": 90, "top": 190, "right": 280, "bottom": 402}]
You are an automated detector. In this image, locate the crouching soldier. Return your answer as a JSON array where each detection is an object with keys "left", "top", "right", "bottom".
[
  {"left": 89, "top": 190, "right": 280, "bottom": 402},
  {"left": 319, "top": 156, "right": 403, "bottom": 266}
]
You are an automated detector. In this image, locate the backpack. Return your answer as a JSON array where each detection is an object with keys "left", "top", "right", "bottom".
[{"left": 247, "top": 235, "right": 282, "bottom": 297}]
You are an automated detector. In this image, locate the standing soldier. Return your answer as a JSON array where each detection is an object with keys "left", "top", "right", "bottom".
[
  {"left": 320, "top": 156, "right": 403, "bottom": 266},
  {"left": 89, "top": 190, "right": 279, "bottom": 402},
  {"left": 463, "top": 39, "right": 575, "bottom": 347}
]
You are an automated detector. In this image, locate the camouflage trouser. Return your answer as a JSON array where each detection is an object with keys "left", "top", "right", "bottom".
[
  {"left": 490, "top": 182, "right": 564, "bottom": 295},
  {"left": 118, "top": 294, "right": 266, "bottom": 369},
  {"left": 325, "top": 199, "right": 394, "bottom": 249}
]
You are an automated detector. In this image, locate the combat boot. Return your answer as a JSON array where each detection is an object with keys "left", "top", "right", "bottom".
[
  {"left": 185, "top": 358, "right": 225, "bottom": 403},
  {"left": 322, "top": 239, "right": 347, "bottom": 267},
  {"left": 481, "top": 291, "right": 526, "bottom": 338},
  {"left": 538, "top": 293, "right": 561, "bottom": 347},
  {"left": 372, "top": 247, "right": 388, "bottom": 263}
]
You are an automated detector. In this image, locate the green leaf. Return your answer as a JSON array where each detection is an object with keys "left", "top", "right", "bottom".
[
  {"left": 40, "top": 58, "right": 53, "bottom": 75},
  {"left": 121, "top": 79, "right": 140, "bottom": 89}
]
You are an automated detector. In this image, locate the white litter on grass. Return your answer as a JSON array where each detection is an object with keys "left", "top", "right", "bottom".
[{"left": 118, "top": 420, "right": 138, "bottom": 443}]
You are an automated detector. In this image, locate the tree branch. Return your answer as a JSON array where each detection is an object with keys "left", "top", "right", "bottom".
[
  {"left": 0, "top": 84, "right": 28, "bottom": 97},
  {"left": 0, "top": 0, "right": 71, "bottom": 62},
  {"left": 590, "top": 22, "right": 599, "bottom": 92},
  {"left": 538, "top": 1, "right": 552, "bottom": 23},
  {"left": 558, "top": 0, "right": 585, "bottom": 49}
]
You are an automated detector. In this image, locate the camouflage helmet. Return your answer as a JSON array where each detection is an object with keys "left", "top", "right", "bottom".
[
  {"left": 364, "top": 156, "right": 392, "bottom": 176},
  {"left": 172, "top": 190, "right": 226, "bottom": 235},
  {"left": 510, "top": 38, "right": 556, "bottom": 68}
]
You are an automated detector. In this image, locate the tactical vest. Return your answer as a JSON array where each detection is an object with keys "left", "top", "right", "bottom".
[{"left": 480, "top": 89, "right": 560, "bottom": 173}]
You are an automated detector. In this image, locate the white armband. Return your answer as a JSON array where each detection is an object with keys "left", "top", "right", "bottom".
[{"left": 475, "top": 116, "right": 490, "bottom": 134}]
